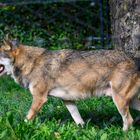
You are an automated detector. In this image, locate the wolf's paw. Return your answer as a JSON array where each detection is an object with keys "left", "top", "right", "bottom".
[
  {"left": 24, "top": 119, "right": 28, "bottom": 123},
  {"left": 77, "top": 121, "right": 85, "bottom": 128}
]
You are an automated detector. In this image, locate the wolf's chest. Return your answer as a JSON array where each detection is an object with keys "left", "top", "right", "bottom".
[{"left": 12, "top": 72, "right": 29, "bottom": 88}]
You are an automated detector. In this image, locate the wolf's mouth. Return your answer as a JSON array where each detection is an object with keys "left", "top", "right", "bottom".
[{"left": 0, "top": 65, "right": 5, "bottom": 73}]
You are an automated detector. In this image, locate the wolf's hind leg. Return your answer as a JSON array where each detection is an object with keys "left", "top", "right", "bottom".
[
  {"left": 112, "top": 93, "right": 133, "bottom": 131},
  {"left": 64, "top": 101, "right": 85, "bottom": 127}
]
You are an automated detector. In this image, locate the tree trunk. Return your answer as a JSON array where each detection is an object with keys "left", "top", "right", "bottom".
[{"left": 109, "top": 0, "right": 140, "bottom": 58}]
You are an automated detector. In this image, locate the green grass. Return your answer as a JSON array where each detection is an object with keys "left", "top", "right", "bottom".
[{"left": 1, "top": 76, "right": 140, "bottom": 140}]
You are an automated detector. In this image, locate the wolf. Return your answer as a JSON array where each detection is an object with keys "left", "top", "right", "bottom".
[{"left": 0, "top": 37, "right": 140, "bottom": 131}]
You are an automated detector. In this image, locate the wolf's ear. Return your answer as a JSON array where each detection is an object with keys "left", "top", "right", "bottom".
[
  {"left": 2, "top": 35, "right": 19, "bottom": 51},
  {"left": 3, "top": 39, "right": 12, "bottom": 51}
]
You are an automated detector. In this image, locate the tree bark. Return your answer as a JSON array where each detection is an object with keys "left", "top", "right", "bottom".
[{"left": 109, "top": 0, "right": 140, "bottom": 58}]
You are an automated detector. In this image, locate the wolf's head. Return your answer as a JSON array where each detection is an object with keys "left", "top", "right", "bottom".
[{"left": 0, "top": 36, "right": 19, "bottom": 76}]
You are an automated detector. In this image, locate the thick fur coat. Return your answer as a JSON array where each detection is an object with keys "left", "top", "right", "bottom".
[{"left": 0, "top": 38, "right": 140, "bottom": 131}]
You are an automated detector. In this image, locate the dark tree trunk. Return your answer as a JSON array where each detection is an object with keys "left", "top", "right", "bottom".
[{"left": 109, "top": 0, "right": 140, "bottom": 58}]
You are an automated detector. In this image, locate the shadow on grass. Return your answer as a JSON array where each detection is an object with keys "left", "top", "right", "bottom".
[{"left": 38, "top": 96, "right": 140, "bottom": 130}]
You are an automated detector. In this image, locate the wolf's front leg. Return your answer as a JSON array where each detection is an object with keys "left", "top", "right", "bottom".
[
  {"left": 64, "top": 101, "right": 85, "bottom": 127},
  {"left": 26, "top": 95, "right": 47, "bottom": 120},
  {"left": 26, "top": 83, "right": 47, "bottom": 120}
]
